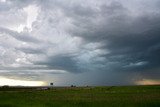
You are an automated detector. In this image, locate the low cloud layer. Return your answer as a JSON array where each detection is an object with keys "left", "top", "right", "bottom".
[{"left": 0, "top": 0, "right": 160, "bottom": 85}]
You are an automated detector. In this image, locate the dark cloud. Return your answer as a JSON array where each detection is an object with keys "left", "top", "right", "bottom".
[
  {"left": 105, "top": 20, "right": 160, "bottom": 71},
  {"left": 34, "top": 55, "right": 80, "bottom": 73},
  {"left": 59, "top": 0, "right": 160, "bottom": 73},
  {"left": 0, "top": 0, "right": 160, "bottom": 85}
]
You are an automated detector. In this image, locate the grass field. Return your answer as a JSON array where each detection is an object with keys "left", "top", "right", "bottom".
[{"left": 0, "top": 85, "right": 160, "bottom": 107}]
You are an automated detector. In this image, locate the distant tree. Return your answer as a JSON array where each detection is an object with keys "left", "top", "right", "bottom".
[
  {"left": 50, "top": 83, "right": 54, "bottom": 86},
  {"left": 71, "top": 85, "right": 74, "bottom": 87},
  {"left": 71, "top": 85, "right": 76, "bottom": 87},
  {"left": 2, "top": 85, "right": 9, "bottom": 88}
]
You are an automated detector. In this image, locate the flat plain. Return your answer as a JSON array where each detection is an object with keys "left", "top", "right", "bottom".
[{"left": 0, "top": 85, "right": 160, "bottom": 107}]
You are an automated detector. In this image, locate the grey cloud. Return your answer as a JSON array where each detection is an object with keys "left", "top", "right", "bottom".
[
  {"left": 16, "top": 47, "right": 45, "bottom": 54},
  {"left": 0, "top": 70, "right": 45, "bottom": 81},
  {"left": 0, "top": 0, "right": 160, "bottom": 85},
  {"left": 32, "top": 0, "right": 160, "bottom": 85},
  {"left": 0, "top": 0, "right": 35, "bottom": 11},
  {"left": 105, "top": 24, "right": 160, "bottom": 71},
  {"left": 34, "top": 55, "right": 80, "bottom": 73},
  {"left": 58, "top": 0, "right": 160, "bottom": 72},
  {"left": 64, "top": 1, "right": 131, "bottom": 42},
  {"left": 0, "top": 27, "right": 41, "bottom": 43},
  {"left": 0, "top": 69, "right": 67, "bottom": 81}
]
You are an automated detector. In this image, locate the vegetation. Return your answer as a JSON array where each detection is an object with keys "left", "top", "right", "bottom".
[{"left": 0, "top": 85, "right": 160, "bottom": 107}]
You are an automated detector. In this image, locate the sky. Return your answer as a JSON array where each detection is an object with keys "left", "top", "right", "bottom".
[{"left": 0, "top": 0, "right": 160, "bottom": 86}]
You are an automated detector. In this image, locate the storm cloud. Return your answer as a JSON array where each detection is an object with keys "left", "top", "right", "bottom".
[{"left": 0, "top": 0, "right": 160, "bottom": 86}]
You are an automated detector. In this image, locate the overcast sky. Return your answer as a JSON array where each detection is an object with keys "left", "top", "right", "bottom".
[{"left": 0, "top": 0, "right": 160, "bottom": 86}]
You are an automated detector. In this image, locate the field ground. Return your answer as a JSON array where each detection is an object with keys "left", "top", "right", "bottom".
[{"left": 0, "top": 85, "right": 160, "bottom": 107}]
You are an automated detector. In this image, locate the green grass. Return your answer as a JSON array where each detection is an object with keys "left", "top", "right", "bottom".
[{"left": 0, "top": 85, "right": 160, "bottom": 107}]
